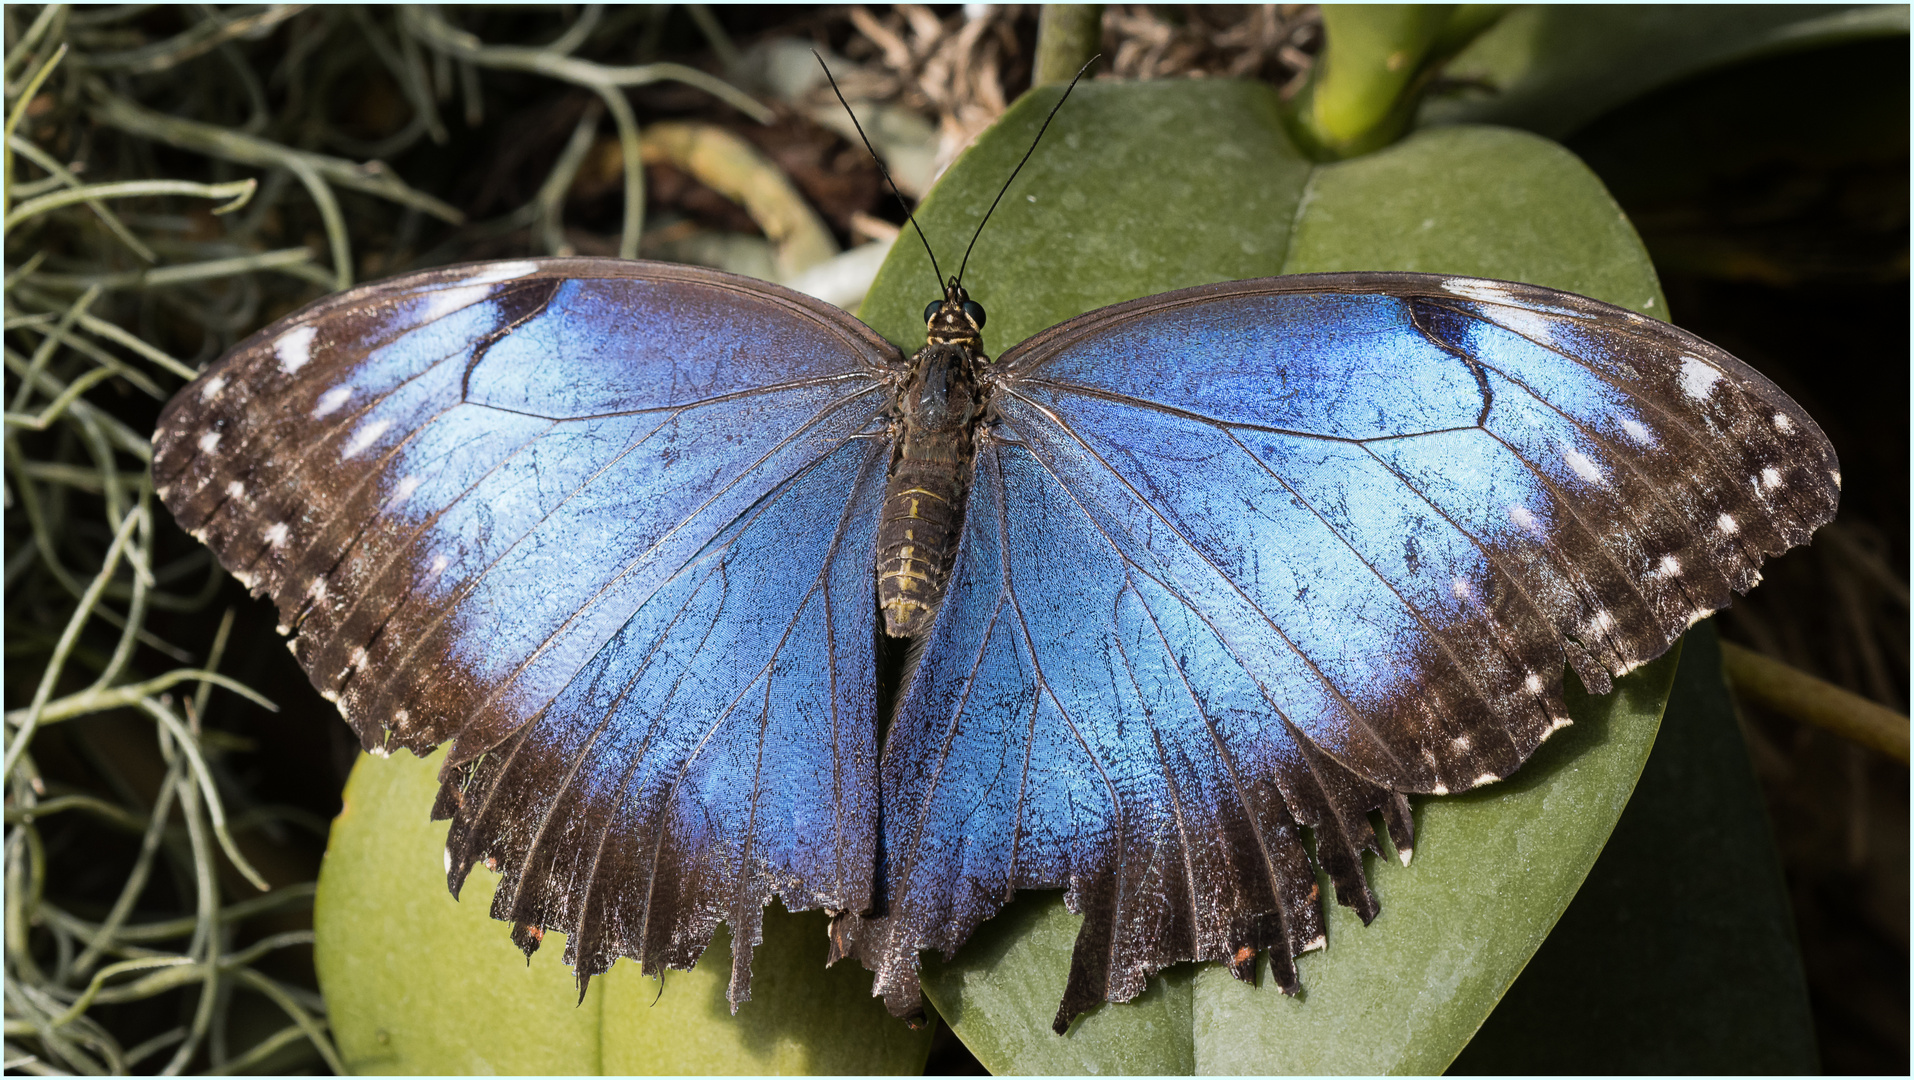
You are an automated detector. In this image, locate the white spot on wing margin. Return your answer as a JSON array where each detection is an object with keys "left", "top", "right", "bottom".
[
  {"left": 418, "top": 283, "right": 494, "bottom": 324},
  {"left": 456, "top": 260, "right": 539, "bottom": 287},
  {"left": 1678, "top": 355, "right": 1723, "bottom": 401},
  {"left": 342, "top": 419, "right": 391, "bottom": 458},
  {"left": 312, "top": 386, "right": 351, "bottom": 418},
  {"left": 389, "top": 474, "right": 422, "bottom": 504},
  {"left": 1561, "top": 442, "right": 1606, "bottom": 485},
  {"left": 276, "top": 325, "right": 318, "bottom": 374},
  {"left": 1438, "top": 278, "right": 1515, "bottom": 305}
]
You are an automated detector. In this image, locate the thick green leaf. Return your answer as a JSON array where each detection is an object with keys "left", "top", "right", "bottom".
[
  {"left": 1191, "top": 659, "right": 1679, "bottom": 1076},
  {"left": 1451, "top": 622, "right": 1818, "bottom": 1073},
  {"left": 860, "top": 78, "right": 1678, "bottom": 1074},
  {"left": 862, "top": 81, "right": 1662, "bottom": 343},
  {"left": 1282, "top": 125, "right": 1662, "bottom": 310},
  {"left": 861, "top": 81, "right": 1309, "bottom": 357},
  {"left": 313, "top": 749, "right": 936, "bottom": 1075},
  {"left": 1420, "top": 3, "right": 1910, "bottom": 140}
]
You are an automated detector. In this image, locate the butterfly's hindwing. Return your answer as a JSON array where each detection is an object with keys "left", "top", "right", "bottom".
[
  {"left": 837, "top": 434, "right": 1419, "bottom": 1031},
  {"left": 439, "top": 433, "right": 893, "bottom": 1004}
]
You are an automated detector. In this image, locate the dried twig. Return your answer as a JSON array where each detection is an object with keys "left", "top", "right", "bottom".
[{"left": 1722, "top": 640, "right": 1909, "bottom": 764}]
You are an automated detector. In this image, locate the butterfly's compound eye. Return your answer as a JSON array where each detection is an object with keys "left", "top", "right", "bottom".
[
  {"left": 962, "top": 300, "right": 986, "bottom": 329},
  {"left": 924, "top": 300, "right": 943, "bottom": 324}
]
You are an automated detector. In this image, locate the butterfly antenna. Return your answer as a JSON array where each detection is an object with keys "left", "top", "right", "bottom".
[
  {"left": 815, "top": 52, "right": 944, "bottom": 289},
  {"left": 955, "top": 55, "right": 1099, "bottom": 287}
]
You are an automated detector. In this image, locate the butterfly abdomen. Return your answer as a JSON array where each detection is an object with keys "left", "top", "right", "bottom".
[
  {"left": 877, "top": 454, "right": 967, "bottom": 637},
  {"left": 879, "top": 341, "right": 985, "bottom": 638}
]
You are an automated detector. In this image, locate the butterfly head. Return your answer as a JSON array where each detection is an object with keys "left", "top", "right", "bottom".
[{"left": 923, "top": 278, "right": 986, "bottom": 352}]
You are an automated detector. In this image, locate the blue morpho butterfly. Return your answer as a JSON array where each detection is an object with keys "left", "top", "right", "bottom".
[{"left": 152, "top": 82, "right": 1839, "bottom": 1037}]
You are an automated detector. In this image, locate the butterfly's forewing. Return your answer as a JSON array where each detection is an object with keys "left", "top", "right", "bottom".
[
  {"left": 838, "top": 272, "right": 1837, "bottom": 1032},
  {"left": 153, "top": 258, "right": 901, "bottom": 1003}
]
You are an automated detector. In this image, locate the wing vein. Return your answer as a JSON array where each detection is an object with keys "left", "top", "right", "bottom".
[
  {"left": 1122, "top": 579, "right": 1292, "bottom": 946},
  {"left": 993, "top": 392, "right": 1416, "bottom": 780},
  {"left": 1219, "top": 427, "right": 1509, "bottom": 725},
  {"left": 1446, "top": 303, "right": 1773, "bottom": 572},
  {"left": 629, "top": 440, "right": 886, "bottom": 939},
  {"left": 378, "top": 386, "right": 886, "bottom": 737}
]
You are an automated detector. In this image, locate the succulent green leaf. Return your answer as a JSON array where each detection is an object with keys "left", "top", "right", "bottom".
[
  {"left": 314, "top": 749, "right": 936, "bottom": 1075},
  {"left": 1452, "top": 622, "right": 1818, "bottom": 1073},
  {"left": 862, "top": 77, "right": 1675, "bottom": 1074}
]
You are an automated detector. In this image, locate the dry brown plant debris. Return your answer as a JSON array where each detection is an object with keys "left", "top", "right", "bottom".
[{"left": 838, "top": 5, "right": 1321, "bottom": 184}]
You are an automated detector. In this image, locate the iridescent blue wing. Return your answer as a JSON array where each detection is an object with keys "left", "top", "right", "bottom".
[
  {"left": 152, "top": 258, "right": 900, "bottom": 1004},
  {"left": 836, "top": 273, "right": 1837, "bottom": 1031}
]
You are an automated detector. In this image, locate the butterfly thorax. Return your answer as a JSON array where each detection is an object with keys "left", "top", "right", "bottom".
[{"left": 878, "top": 282, "right": 990, "bottom": 638}]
